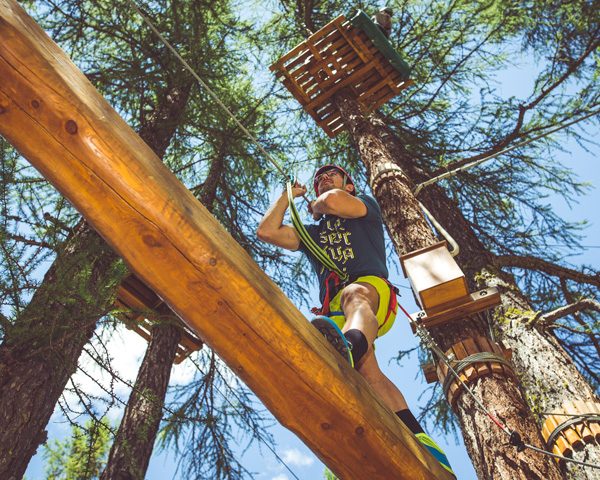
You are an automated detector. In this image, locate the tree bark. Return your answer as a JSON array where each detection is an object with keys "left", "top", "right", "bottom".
[
  {"left": 417, "top": 181, "right": 600, "bottom": 479},
  {"left": 334, "top": 88, "right": 563, "bottom": 480},
  {"left": 0, "top": 222, "right": 124, "bottom": 479},
  {"left": 100, "top": 321, "right": 181, "bottom": 480},
  {"left": 0, "top": 78, "right": 192, "bottom": 479}
]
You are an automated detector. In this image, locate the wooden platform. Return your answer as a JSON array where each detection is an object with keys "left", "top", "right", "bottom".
[
  {"left": 270, "top": 14, "right": 412, "bottom": 137},
  {"left": 116, "top": 275, "right": 203, "bottom": 364},
  {"left": 422, "top": 336, "right": 513, "bottom": 406},
  {"left": 409, "top": 287, "right": 501, "bottom": 332}
]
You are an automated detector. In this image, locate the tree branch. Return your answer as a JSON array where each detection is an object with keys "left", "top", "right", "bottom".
[
  {"left": 495, "top": 254, "right": 600, "bottom": 288},
  {"left": 5, "top": 233, "right": 55, "bottom": 250},
  {"left": 429, "top": 33, "right": 600, "bottom": 178},
  {"left": 539, "top": 298, "right": 600, "bottom": 325}
]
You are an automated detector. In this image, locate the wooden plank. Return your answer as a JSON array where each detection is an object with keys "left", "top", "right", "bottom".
[
  {"left": 586, "top": 402, "right": 600, "bottom": 441},
  {"left": 302, "top": 55, "right": 362, "bottom": 95},
  {"left": 335, "top": 17, "right": 369, "bottom": 64},
  {"left": 409, "top": 287, "right": 501, "bottom": 332},
  {"left": 454, "top": 341, "right": 477, "bottom": 382},
  {"left": 0, "top": 3, "right": 452, "bottom": 479},
  {"left": 544, "top": 415, "right": 573, "bottom": 458},
  {"left": 304, "top": 60, "right": 378, "bottom": 111},
  {"left": 283, "top": 30, "right": 347, "bottom": 77},
  {"left": 572, "top": 401, "right": 594, "bottom": 443},
  {"left": 421, "top": 362, "right": 438, "bottom": 384},
  {"left": 560, "top": 413, "right": 583, "bottom": 450},
  {"left": 116, "top": 276, "right": 204, "bottom": 363},
  {"left": 472, "top": 337, "right": 491, "bottom": 378},
  {"left": 270, "top": 17, "right": 341, "bottom": 71},
  {"left": 301, "top": 52, "right": 365, "bottom": 97}
]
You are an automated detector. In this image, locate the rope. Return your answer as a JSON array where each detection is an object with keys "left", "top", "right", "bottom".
[
  {"left": 413, "top": 109, "right": 600, "bottom": 196},
  {"left": 287, "top": 183, "right": 348, "bottom": 280},
  {"left": 395, "top": 302, "right": 600, "bottom": 470},
  {"left": 441, "top": 351, "right": 513, "bottom": 398},
  {"left": 123, "top": 0, "right": 290, "bottom": 183}
]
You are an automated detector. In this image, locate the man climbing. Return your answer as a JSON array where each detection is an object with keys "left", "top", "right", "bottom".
[{"left": 257, "top": 165, "right": 454, "bottom": 477}]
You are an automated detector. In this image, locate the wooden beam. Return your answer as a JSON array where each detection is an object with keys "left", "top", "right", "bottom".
[
  {"left": 409, "top": 287, "right": 502, "bottom": 332},
  {"left": 0, "top": 2, "right": 452, "bottom": 478}
]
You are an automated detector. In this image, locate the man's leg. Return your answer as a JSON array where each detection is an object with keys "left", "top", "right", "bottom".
[
  {"left": 339, "top": 282, "right": 408, "bottom": 409},
  {"left": 339, "top": 282, "right": 455, "bottom": 476}
]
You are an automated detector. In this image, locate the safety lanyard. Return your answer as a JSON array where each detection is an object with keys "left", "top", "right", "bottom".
[{"left": 286, "top": 182, "right": 348, "bottom": 281}]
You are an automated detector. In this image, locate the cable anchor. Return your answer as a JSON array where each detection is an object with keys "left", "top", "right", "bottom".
[{"left": 509, "top": 431, "right": 526, "bottom": 452}]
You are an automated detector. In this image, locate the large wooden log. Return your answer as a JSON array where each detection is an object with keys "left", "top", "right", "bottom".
[{"left": 0, "top": 2, "right": 452, "bottom": 478}]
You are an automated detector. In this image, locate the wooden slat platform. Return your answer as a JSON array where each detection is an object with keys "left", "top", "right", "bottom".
[
  {"left": 116, "top": 275, "right": 203, "bottom": 364},
  {"left": 270, "top": 15, "right": 411, "bottom": 137},
  {"left": 427, "top": 336, "right": 514, "bottom": 406}
]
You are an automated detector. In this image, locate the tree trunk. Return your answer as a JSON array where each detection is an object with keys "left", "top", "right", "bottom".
[
  {"left": 0, "top": 81, "right": 192, "bottom": 479},
  {"left": 333, "top": 88, "right": 563, "bottom": 480},
  {"left": 418, "top": 182, "right": 600, "bottom": 479},
  {"left": 100, "top": 321, "right": 182, "bottom": 480},
  {"left": 0, "top": 222, "right": 124, "bottom": 479}
]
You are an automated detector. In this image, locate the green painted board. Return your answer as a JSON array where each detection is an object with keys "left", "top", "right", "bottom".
[{"left": 348, "top": 10, "right": 411, "bottom": 81}]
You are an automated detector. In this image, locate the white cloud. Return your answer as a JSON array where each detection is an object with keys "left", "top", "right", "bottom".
[
  {"left": 169, "top": 355, "right": 197, "bottom": 384},
  {"left": 271, "top": 475, "right": 289, "bottom": 480},
  {"left": 281, "top": 448, "right": 315, "bottom": 467}
]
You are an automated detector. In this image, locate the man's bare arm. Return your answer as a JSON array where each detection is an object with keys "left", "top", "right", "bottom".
[
  {"left": 311, "top": 190, "right": 367, "bottom": 219},
  {"left": 256, "top": 185, "right": 305, "bottom": 251}
]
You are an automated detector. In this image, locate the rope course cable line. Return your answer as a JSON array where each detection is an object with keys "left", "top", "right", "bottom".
[
  {"left": 394, "top": 302, "right": 600, "bottom": 471},
  {"left": 414, "top": 108, "right": 600, "bottom": 196},
  {"left": 123, "top": 0, "right": 291, "bottom": 183}
]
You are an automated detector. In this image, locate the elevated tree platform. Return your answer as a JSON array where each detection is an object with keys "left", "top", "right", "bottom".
[
  {"left": 116, "top": 275, "right": 203, "bottom": 364},
  {"left": 270, "top": 10, "right": 412, "bottom": 137},
  {"left": 0, "top": 1, "right": 451, "bottom": 478}
]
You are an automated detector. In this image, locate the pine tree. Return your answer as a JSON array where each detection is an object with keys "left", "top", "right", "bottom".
[{"left": 43, "top": 419, "right": 111, "bottom": 480}]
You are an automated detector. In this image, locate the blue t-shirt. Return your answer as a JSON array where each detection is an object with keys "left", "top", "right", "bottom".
[{"left": 299, "top": 194, "right": 389, "bottom": 303}]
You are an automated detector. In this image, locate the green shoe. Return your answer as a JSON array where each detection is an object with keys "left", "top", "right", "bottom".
[
  {"left": 323, "top": 466, "right": 338, "bottom": 479},
  {"left": 415, "top": 432, "right": 456, "bottom": 477}
]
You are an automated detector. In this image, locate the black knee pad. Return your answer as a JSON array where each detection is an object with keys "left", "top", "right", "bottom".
[{"left": 344, "top": 329, "right": 368, "bottom": 368}]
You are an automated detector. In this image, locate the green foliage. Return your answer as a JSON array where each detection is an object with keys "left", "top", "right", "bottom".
[{"left": 43, "top": 419, "right": 111, "bottom": 480}]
